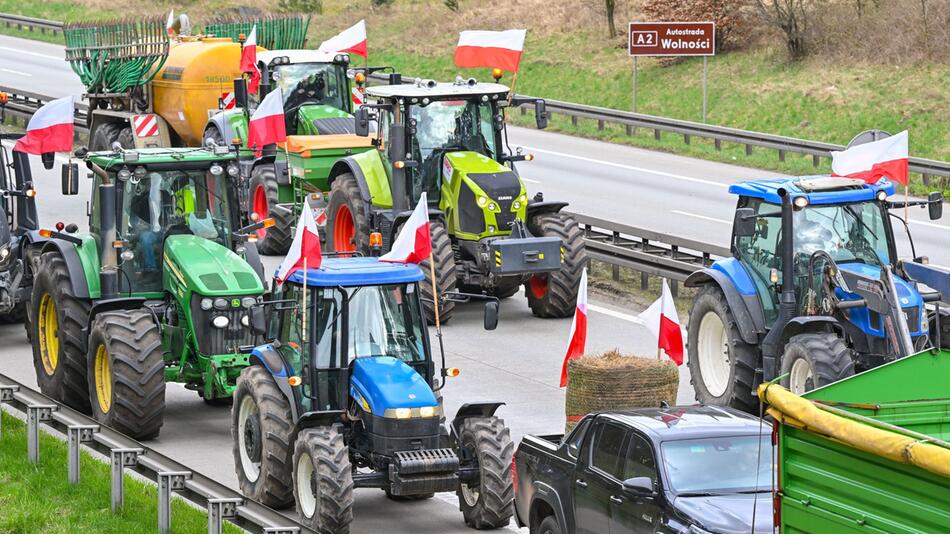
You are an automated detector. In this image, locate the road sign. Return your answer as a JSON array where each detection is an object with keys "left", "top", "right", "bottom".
[{"left": 628, "top": 22, "right": 715, "bottom": 57}]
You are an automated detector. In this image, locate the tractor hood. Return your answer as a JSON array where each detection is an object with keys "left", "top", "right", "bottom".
[
  {"left": 163, "top": 235, "right": 263, "bottom": 296},
  {"left": 836, "top": 263, "right": 922, "bottom": 308},
  {"left": 443, "top": 151, "right": 527, "bottom": 239},
  {"left": 350, "top": 357, "right": 437, "bottom": 414},
  {"left": 297, "top": 105, "right": 355, "bottom": 136}
]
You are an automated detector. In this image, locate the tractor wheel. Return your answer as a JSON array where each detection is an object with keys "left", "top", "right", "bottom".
[
  {"left": 87, "top": 310, "right": 165, "bottom": 440},
  {"left": 293, "top": 426, "right": 354, "bottom": 534},
  {"left": 117, "top": 127, "right": 135, "bottom": 149},
  {"left": 30, "top": 252, "right": 91, "bottom": 413},
  {"left": 203, "top": 125, "right": 225, "bottom": 146},
  {"left": 780, "top": 333, "right": 855, "bottom": 395},
  {"left": 326, "top": 173, "right": 370, "bottom": 255},
  {"left": 457, "top": 417, "right": 514, "bottom": 529},
  {"left": 931, "top": 314, "right": 950, "bottom": 350},
  {"left": 419, "top": 221, "right": 457, "bottom": 324},
  {"left": 525, "top": 212, "right": 586, "bottom": 318},
  {"left": 90, "top": 122, "right": 123, "bottom": 152},
  {"left": 687, "top": 285, "right": 759, "bottom": 413},
  {"left": 491, "top": 280, "right": 522, "bottom": 299},
  {"left": 231, "top": 366, "right": 295, "bottom": 508},
  {"left": 248, "top": 165, "right": 293, "bottom": 255}
]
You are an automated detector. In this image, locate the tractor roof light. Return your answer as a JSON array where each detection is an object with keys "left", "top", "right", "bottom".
[
  {"left": 0, "top": 92, "right": 8, "bottom": 105},
  {"left": 120, "top": 250, "right": 134, "bottom": 261},
  {"left": 210, "top": 163, "right": 224, "bottom": 176},
  {"left": 876, "top": 190, "right": 888, "bottom": 201},
  {"left": 793, "top": 196, "right": 809, "bottom": 208},
  {"left": 354, "top": 72, "right": 365, "bottom": 84},
  {"left": 369, "top": 232, "right": 383, "bottom": 248},
  {"left": 492, "top": 68, "right": 503, "bottom": 81}
]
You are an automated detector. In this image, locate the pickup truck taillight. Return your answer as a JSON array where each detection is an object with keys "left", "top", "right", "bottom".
[{"left": 511, "top": 449, "right": 519, "bottom": 493}]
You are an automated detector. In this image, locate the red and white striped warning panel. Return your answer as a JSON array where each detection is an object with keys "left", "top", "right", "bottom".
[
  {"left": 351, "top": 87, "right": 364, "bottom": 106},
  {"left": 132, "top": 114, "right": 159, "bottom": 138},
  {"left": 221, "top": 92, "right": 235, "bottom": 110}
]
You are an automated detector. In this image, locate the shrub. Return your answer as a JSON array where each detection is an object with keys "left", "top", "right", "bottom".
[{"left": 641, "top": 0, "right": 754, "bottom": 52}]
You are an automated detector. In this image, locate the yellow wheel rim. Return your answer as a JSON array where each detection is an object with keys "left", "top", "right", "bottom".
[
  {"left": 94, "top": 345, "right": 112, "bottom": 414},
  {"left": 38, "top": 293, "right": 59, "bottom": 376}
]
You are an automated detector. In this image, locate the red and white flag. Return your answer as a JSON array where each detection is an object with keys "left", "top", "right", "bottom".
[
  {"left": 166, "top": 10, "right": 175, "bottom": 36},
  {"left": 832, "top": 130, "right": 909, "bottom": 186},
  {"left": 247, "top": 88, "right": 286, "bottom": 156},
  {"left": 559, "top": 268, "right": 588, "bottom": 387},
  {"left": 455, "top": 29, "right": 527, "bottom": 73},
  {"left": 276, "top": 206, "right": 322, "bottom": 285},
  {"left": 635, "top": 279, "right": 684, "bottom": 365},
  {"left": 240, "top": 26, "right": 261, "bottom": 94},
  {"left": 317, "top": 20, "right": 367, "bottom": 58},
  {"left": 13, "top": 95, "right": 74, "bottom": 155},
  {"left": 380, "top": 192, "right": 431, "bottom": 264}
]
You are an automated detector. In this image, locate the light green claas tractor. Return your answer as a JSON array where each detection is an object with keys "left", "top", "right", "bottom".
[
  {"left": 325, "top": 76, "right": 587, "bottom": 322},
  {"left": 30, "top": 146, "right": 269, "bottom": 440},
  {"left": 204, "top": 50, "right": 376, "bottom": 255}
]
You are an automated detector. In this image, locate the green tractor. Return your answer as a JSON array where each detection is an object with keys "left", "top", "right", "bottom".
[
  {"left": 325, "top": 75, "right": 587, "bottom": 321},
  {"left": 30, "top": 145, "right": 270, "bottom": 440},
  {"left": 204, "top": 51, "right": 379, "bottom": 255}
]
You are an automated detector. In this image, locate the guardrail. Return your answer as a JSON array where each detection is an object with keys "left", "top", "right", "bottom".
[
  {"left": 0, "top": 13, "right": 62, "bottom": 34},
  {"left": 0, "top": 373, "right": 310, "bottom": 534}
]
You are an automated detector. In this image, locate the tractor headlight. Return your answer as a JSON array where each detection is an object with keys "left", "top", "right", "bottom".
[
  {"left": 488, "top": 202, "right": 496, "bottom": 211},
  {"left": 120, "top": 250, "right": 135, "bottom": 262},
  {"left": 518, "top": 194, "right": 527, "bottom": 203},
  {"left": 513, "top": 201, "right": 521, "bottom": 210},
  {"left": 419, "top": 406, "right": 437, "bottom": 418},
  {"left": 392, "top": 408, "right": 411, "bottom": 419},
  {"left": 0, "top": 245, "right": 9, "bottom": 260},
  {"left": 200, "top": 298, "right": 213, "bottom": 311},
  {"left": 241, "top": 297, "right": 257, "bottom": 308},
  {"left": 213, "top": 298, "right": 229, "bottom": 310},
  {"left": 227, "top": 163, "right": 239, "bottom": 177},
  {"left": 477, "top": 195, "right": 489, "bottom": 207},
  {"left": 211, "top": 315, "right": 229, "bottom": 328},
  {"left": 210, "top": 163, "right": 224, "bottom": 176},
  {"left": 793, "top": 196, "right": 809, "bottom": 208},
  {"left": 240, "top": 315, "right": 250, "bottom": 327},
  {"left": 876, "top": 190, "right": 887, "bottom": 201}
]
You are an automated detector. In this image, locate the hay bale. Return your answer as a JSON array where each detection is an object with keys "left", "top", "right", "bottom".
[{"left": 565, "top": 350, "right": 679, "bottom": 432}]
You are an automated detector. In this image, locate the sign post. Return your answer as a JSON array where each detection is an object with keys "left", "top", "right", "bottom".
[{"left": 628, "top": 21, "right": 716, "bottom": 122}]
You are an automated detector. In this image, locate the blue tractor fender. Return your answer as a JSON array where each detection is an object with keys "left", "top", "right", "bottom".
[
  {"left": 250, "top": 344, "right": 301, "bottom": 422},
  {"left": 449, "top": 402, "right": 506, "bottom": 444},
  {"left": 685, "top": 259, "right": 765, "bottom": 345}
]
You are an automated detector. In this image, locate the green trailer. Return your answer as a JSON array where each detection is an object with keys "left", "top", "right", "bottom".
[{"left": 761, "top": 349, "right": 950, "bottom": 533}]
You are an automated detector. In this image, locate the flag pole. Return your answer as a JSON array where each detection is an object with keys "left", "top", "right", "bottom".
[
  {"left": 904, "top": 182, "right": 909, "bottom": 222},
  {"left": 428, "top": 249, "right": 442, "bottom": 333},
  {"left": 301, "top": 257, "right": 307, "bottom": 343}
]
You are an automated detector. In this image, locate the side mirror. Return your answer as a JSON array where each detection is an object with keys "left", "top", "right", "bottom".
[
  {"left": 483, "top": 300, "right": 499, "bottom": 331},
  {"left": 233, "top": 77, "right": 249, "bottom": 111},
  {"left": 928, "top": 192, "right": 943, "bottom": 220},
  {"left": 733, "top": 207, "right": 756, "bottom": 237},
  {"left": 249, "top": 305, "right": 267, "bottom": 336},
  {"left": 61, "top": 163, "right": 79, "bottom": 196},
  {"left": 355, "top": 107, "right": 371, "bottom": 137},
  {"left": 535, "top": 100, "right": 548, "bottom": 130},
  {"left": 41, "top": 152, "right": 55, "bottom": 170},
  {"left": 622, "top": 477, "right": 655, "bottom": 498}
]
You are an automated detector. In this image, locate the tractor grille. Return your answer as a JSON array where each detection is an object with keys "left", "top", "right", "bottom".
[
  {"left": 190, "top": 295, "right": 259, "bottom": 355},
  {"left": 495, "top": 197, "right": 517, "bottom": 232}
]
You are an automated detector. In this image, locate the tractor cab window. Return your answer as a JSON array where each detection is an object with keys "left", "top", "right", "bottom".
[
  {"left": 345, "top": 283, "right": 426, "bottom": 363},
  {"left": 271, "top": 63, "right": 347, "bottom": 115},
  {"left": 118, "top": 169, "right": 233, "bottom": 293},
  {"left": 792, "top": 202, "right": 890, "bottom": 268},
  {"left": 408, "top": 100, "right": 497, "bottom": 203},
  {"left": 734, "top": 197, "right": 780, "bottom": 324}
]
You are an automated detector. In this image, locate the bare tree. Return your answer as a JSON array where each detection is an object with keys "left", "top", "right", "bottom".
[
  {"left": 755, "top": 0, "right": 818, "bottom": 59},
  {"left": 605, "top": 0, "right": 618, "bottom": 37}
]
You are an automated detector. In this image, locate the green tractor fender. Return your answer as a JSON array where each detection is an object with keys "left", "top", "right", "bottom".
[
  {"left": 37, "top": 235, "right": 101, "bottom": 299},
  {"left": 205, "top": 109, "right": 248, "bottom": 147},
  {"left": 526, "top": 200, "right": 569, "bottom": 218},
  {"left": 327, "top": 150, "right": 393, "bottom": 209}
]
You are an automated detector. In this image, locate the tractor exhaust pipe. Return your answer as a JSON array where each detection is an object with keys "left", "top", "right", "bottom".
[
  {"left": 98, "top": 179, "right": 119, "bottom": 299},
  {"left": 761, "top": 188, "right": 797, "bottom": 380}
]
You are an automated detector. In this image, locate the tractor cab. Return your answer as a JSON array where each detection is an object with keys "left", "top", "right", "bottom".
[{"left": 686, "top": 174, "right": 945, "bottom": 410}]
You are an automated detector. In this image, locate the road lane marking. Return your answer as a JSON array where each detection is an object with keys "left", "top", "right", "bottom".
[
  {"left": 588, "top": 303, "right": 643, "bottom": 323},
  {"left": 671, "top": 210, "right": 731, "bottom": 225},
  {"left": 521, "top": 177, "right": 541, "bottom": 184},
  {"left": 521, "top": 146, "right": 729, "bottom": 189},
  {"left": 0, "top": 45, "right": 62, "bottom": 61},
  {"left": 1, "top": 68, "right": 31, "bottom": 77}
]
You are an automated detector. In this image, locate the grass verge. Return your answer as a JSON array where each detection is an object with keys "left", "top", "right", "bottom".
[{"left": 0, "top": 410, "right": 240, "bottom": 534}]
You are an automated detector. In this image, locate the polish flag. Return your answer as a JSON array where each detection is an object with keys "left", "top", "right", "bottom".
[
  {"left": 635, "top": 279, "right": 684, "bottom": 365},
  {"left": 13, "top": 96, "right": 74, "bottom": 155},
  {"left": 240, "top": 26, "right": 261, "bottom": 94},
  {"left": 318, "top": 20, "right": 367, "bottom": 58},
  {"left": 455, "top": 29, "right": 527, "bottom": 73},
  {"left": 166, "top": 10, "right": 175, "bottom": 35},
  {"left": 276, "top": 205, "right": 322, "bottom": 285},
  {"left": 559, "top": 268, "right": 588, "bottom": 387},
  {"left": 832, "top": 130, "right": 909, "bottom": 186},
  {"left": 246, "top": 88, "right": 286, "bottom": 156},
  {"left": 380, "top": 192, "right": 431, "bottom": 264}
]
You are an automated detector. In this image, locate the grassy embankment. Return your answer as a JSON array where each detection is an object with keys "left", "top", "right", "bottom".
[{"left": 0, "top": 411, "right": 241, "bottom": 534}]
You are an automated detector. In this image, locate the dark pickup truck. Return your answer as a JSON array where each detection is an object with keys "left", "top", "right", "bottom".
[{"left": 513, "top": 406, "right": 773, "bottom": 534}]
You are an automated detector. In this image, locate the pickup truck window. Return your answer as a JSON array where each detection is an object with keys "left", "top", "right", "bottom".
[
  {"left": 590, "top": 422, "right": 627, "bottom": 480},
  {"left": 622, "top": 433, "right": 658, "bottom": 485},
  {"left": 661, "top": 435, "right": 772, "bottom": 495}
]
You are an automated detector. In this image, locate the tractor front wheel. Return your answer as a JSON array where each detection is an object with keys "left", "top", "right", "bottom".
[
  {"left": 293, "top": 426, "right": 354, "bottom": 534},
  {"left": 457, "top": 417, "right": 514, "bottom": 529},
  {"left": 30, "top": 252, "right": 91, "bottom": 413},
  {"left": 525, "top": 212, "right": 586, "bottom": 318},
  {"left": 420, "top": 221, "right": 457, "bottom": 324},
  {"left": 87, "top": 310, "right": 165, "bottom": 440},
  {"left": 780, "top": 333, "right": 855, "bottom": 395},
  {"left": 326, "top": 173, "right": 370, "bottom": 255},
  {"left": 249, "top": 165, "right": 293, "bottom": 255},
  {"left": 231, "top": 366, "right": 294, "bottom": 508},
  {"left": 687, "top": 285, "right": 759, "bottom": 413}
]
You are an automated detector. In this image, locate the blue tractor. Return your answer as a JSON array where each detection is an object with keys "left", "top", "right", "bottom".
[
  {"left": 231, "top": 257, "right": 512, "bottom": 532},
  {"left": 685, "top": 175, "right": 946, "bottom": 412}
]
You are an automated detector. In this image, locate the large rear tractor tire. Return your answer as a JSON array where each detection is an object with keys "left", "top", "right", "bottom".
[
  {"left": 87, "top": 310, "right": 165, "bottom": 440},
  {"left": 457, "top": 417, "right": 514, "bottom": 529},
  {"left": 117, "top": 127, "right": 134, "bottom": 149},
  {"left": 780, "top": 333, "right": 855, "bottom": 395},
  {"left": 30, "top": 253, "right": 91, "bottom": 413},
  {"left": 249, "top": 165, "right": 293, "bottom": 255},
  {"left": 326, "top": 173, "right": 370, "bottom": 255},
  {"left": 89, "top": 122, "right": 123, "bottom": 152},
  {"left": 293, "top": 426, "right": 354, "bottom": 534},
  {"left": 231, "top": 366, "right": 295, "bottom": 508},
  {"left": 686, "top": 285, "right": 759, "bottom": 413},
  {"left": 525, "top": 212, "right": 586, "bottom": 318},
  {"left": 419, "top": 221, "right": 457, "bottom": 324}
]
